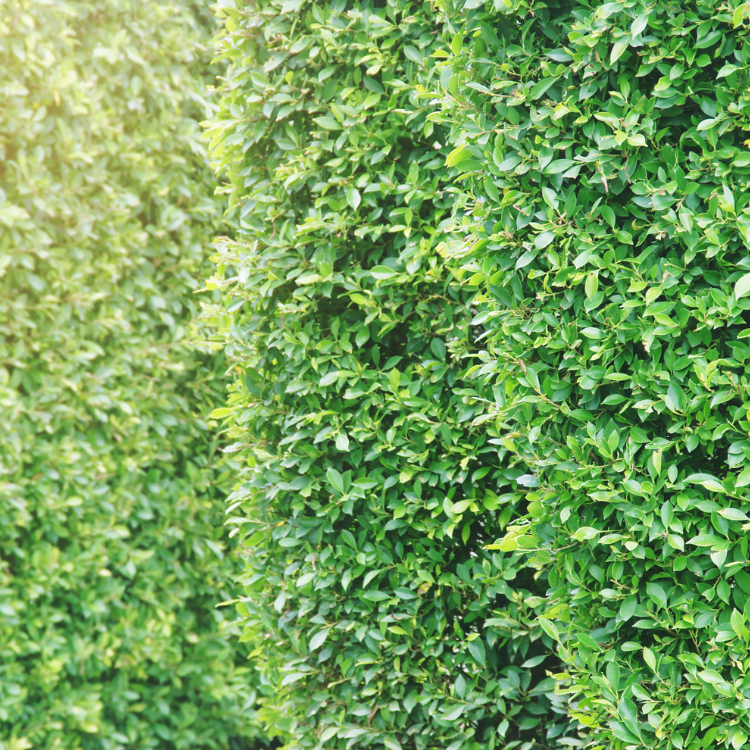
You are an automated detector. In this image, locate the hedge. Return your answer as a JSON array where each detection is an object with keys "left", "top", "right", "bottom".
[
  {"left": 432, "top": 0, "right": 750, "bottom": 749},
  {"left": 204, "top": 1, "right": 582, "bottom": 748},
  {"left": 0, "top": 1, "right": 263, "bottom": 748}
]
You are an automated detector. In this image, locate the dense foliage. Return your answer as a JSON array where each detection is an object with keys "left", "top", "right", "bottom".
[
  {"left": 0, "top": 1, "right": 263, "bottom": 748},
  {"left": 204, "top": 1, "right": 583, "bottom": 748},
  {"left": 433, "top": 0, "right": 750, "bottom": 748}
]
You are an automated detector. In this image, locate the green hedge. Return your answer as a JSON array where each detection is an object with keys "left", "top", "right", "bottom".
[
  {"left": 0, "top": 1, "right": 262, "bottom": 748},
  {"left": 434, "top": 0, "right": 750, "bottom": 748},
  {"left": 205, "top": 1, "right": 581, "bottom": 748}
]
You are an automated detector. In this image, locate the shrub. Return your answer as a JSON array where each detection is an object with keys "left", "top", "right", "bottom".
[
  {"left": 0, "top": 1, "right": 263, "bottom": 748},
  {"left": 433, "top": 0, "right": 750, "bottom": 748},
  {"left": 204, "top": 1, "right": 580, "bottom": 748}
]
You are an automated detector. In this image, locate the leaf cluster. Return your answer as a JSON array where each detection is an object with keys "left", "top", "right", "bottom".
[
  {"left": 204, "top": 0, "right": 582, "bottom": 748},
  {"left": 430, "top": 0, "right": 750, "bottom": 748}
]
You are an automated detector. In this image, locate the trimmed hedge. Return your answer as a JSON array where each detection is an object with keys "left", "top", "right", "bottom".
[
  {"left": 433, "top": 1, "right": 750, "bottom": 749},
  {"left": 0, "top": 2, "right": 262, "bottom": 748},
  {"left": 205, "top": 1, "right": 580, "bottom": 749}
]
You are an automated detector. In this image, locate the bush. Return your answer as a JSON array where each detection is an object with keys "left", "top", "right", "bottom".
[
  {"left": 204, "top": 1, "right": 580, "bottom": 748},
  {"left": 0, "top": 1, "right": 263, "bottom": 748},
  {"left": 433, "top": 1, "right": 750, "bottom": 748}
]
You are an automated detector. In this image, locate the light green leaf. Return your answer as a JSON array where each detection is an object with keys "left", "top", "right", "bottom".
[
  {"left": 535, "top": 231, "right": 555, "bottom": 249},
  {"left": 687, "top": 534, "right": 725, "bottom": 547},
  {"left": 309, "top": 629, "right": 330, "bottom": 650},
  {"left": 610, "top": 38, "right": 629, "bottom": 64},
  {"left": 371, "top": 265, "right": 398, "bottom": 280},
  {"left": 642, "top": 647, "right": 657, "bottom": 672},
  {"left": 699, "top": 669, "right": 726, "bottom": 685},
  {"left": 734, "top": 3, "right": 750, "bottom": 27},
  {"left": 572, "top": 526, "right": 598, "bottom": 542},
  {"left": 735, "top": 273, "right": 750, "bottom": 299},
  {"left": 538, "top": 617, "right": 559, "bottom": 641},
  {"left": 346, "top": 187, "right": 361, "bottom": 210},
  {"left": 585, "top": 273, "right": 599, "bottom": 300},
  {"left": 718, "top": 508, "right": 748, "bottom": 521},
  {"left": 445, "top": 145, "right": 473, "bottom": 167},
  {"left": 327, "top": 468, "right": 345, "bottom": 493},
  {"left": 619, "top": 595, "right": 637, "bottom": 621}
]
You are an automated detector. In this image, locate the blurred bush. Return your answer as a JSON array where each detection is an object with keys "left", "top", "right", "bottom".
[{"left": 0, "top": 1, "right": 264, "bottom": 748}]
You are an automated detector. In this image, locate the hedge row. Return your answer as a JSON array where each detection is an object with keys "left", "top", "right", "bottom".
[
  {"left": 0, "top": 2, "right": 263, "bottom": 748},
  {"left": 204, "top": 1, "right": 582, "bottom": 748},
  {"left": 435, "top": 1, "right": 750, "bottom": 749},
  {"left": 208, "top": 0, "right": 750, "bottom": 749}
]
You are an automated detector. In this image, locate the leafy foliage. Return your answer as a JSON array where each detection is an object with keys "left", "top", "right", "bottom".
[
  {"left": 204, "top": 1, "right": 581, "bottom": 748},
  {"left": 432, "top": 0, "right": 750, "bottom": 748},
  {"left": 0, "top": 1, "right": 263, "bottom": 748}
]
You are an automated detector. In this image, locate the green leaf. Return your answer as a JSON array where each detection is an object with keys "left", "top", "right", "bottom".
[
  {"left": 735, "top": 272, "right": 750, "bottom": 299},
  {"left": 546, "top": 159, "right": 576, "bottom": 174},
  {"left": 320, "top": 371, "right": 340, "bottom": 386},
  {"left": 362, "top": 591, "right": 391, "bottom": 602},
  {"left": 309, "top": 629, "right": 330, "bottom": 650},
  {"left": 346, "top": 187, "right": 361, "bottom": 210},
  {"left": 467, "top": 638, "right": 486, "bottom": 665},
  {"left": 535, "top": 231, "right": 556, "bottom": 249},
  {"left": 1, "top": 0, "right": 265, "bottom": 744},
  {"left": 611, "top": 722, "right": 640, "bottom": 744},
  {"left": 442, "top": 705, "right": 464, "bottom": 722},
  {"left": 521, "top": 654, "right": 548, "bottom": 668},
  {"left": 718, "top": 64, "right": 740, "bottom": 78},
  {"left": 327, "top": 468, "right": 345, "bottom": 493},
  {"left": 585, "top": 273, "right": 599, "bottom": 300},
  {"left": 667, "top": 534, "right": 684, "bottom": 551},
  {"left": 314, "top": 116, "right": 342, "bottom": 130},
  {"left": 538, "top": 617, "right": 559, "bottom": 641},
  {"left": 697, "top": 118, "right": 717, "bottom": 132},
  {"left": 610, "top": 38, "right": 629, "bottom": 64},
  {"left": 687, "top": 534, "right": 725, "bottom": 547},
  {"left": 734, "top": 3, "right": 750, "bottom": 27},
  {"left": 731, "top": 609, "right": 746, "bottom": 639},
  {"left": 601, "top": 205, "right": 616, "bottom": 228},
  {"left": 699, "top": 669, "right": 726, "bottom": 685},
  {"left": 203, "top": 0, "right": 750, "bottom": 746},
  {"left": 497, "top": 155, "right": 523, "bottom": 171},
  {"left": 572, "top": 526, "right": 598, "bottom": 542},
  {"left": 618, "top": 694, "right": 642, "bottom": 739},
  {"left": 530, "top": 77, "right": 557, "bottom": 100},
  {"left": 685, "top": 474, "right": 725, "bottom": 493},
  {"left": 642, "top": 647, "right": 657, "bottom": 672},
  {"left": 718, "top": 508, "right": 748, "bottom": 521},
  {"left": 646, "top": 582, "right": 667, "bottom": 609},
  {"left": 581, "top": 327, "right": 603, "bottom": 339},
  {"left": 631, "top": 14, "right": 648, "bottom": 35},
  {"left": 430, "top": 338, "right": 447, "bottom": 360},
  {"left": 445, "top": 145, "right": 473, "bottom": 167},
  {"left": 388, "top": 368, "right": 401, "bottom": 391},
  {"left": 619, "top": 596, "right": 637, "bottom": 621},
  {"left": 371, "top": 265, "right": 398, "bottom": 280}
]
